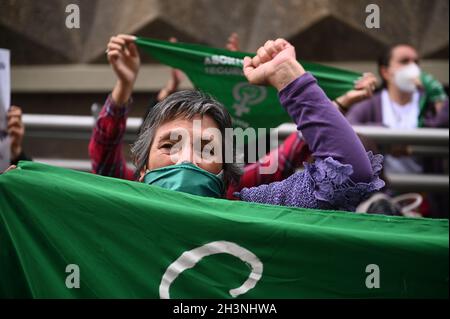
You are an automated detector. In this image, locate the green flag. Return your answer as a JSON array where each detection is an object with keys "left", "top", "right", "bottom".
[
  {"left": 0, "top": 161, "right": 448, "bottom": 298},
  {"left": 418, "top": 72, "right": 448, "bottom": 127},
  {"left": 136, "top": 37, "right": 361, "bottom": 129}
]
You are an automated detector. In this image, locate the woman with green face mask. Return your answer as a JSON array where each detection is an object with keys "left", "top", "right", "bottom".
[
  {"left": 144, "top": 162, "right": 225, "bottom": 199},
  {"left": 90, "top": 34, "right": 314, "bottom": 201},
  {"left": 103, "top": 35, "right": 384, "bottom": 212}
]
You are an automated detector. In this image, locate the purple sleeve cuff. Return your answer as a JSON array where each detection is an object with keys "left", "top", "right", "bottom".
[
  {"left": 237, "top": 151, "right": 385, "bottom": 212},
  {"left": 305, "top": 151, "right": 385, "bottom": 211}
]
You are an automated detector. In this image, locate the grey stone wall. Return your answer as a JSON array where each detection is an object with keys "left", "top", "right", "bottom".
[{"left": 1, "top": 0, "right": 448, "bottom": 64}]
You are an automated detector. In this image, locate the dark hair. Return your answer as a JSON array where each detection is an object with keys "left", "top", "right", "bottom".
[
  {"left": 377, "top": 43, "right": 416, "bottom": 88},
  {"left": 131, "top": 90, "right": 242, "bottom": 188}
]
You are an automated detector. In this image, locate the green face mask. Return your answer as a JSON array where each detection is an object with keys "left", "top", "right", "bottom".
[{"left": 143, "top": 162, "right": 225, "bottom": 198}]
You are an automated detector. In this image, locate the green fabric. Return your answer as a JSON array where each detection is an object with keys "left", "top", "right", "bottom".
[
  {"left": 421, "top": 72, "right": 448, "bottom": 103},
  {"left": 135, "top": 37, "right": 361, "bottom": 130},
  {"left": 0, "top": 161, "right": 448, "bottom": 298},
  {"left": 418, "top": 72, "right": 448, "bottom": 127},
  {"left": 144, "top": 162, "right": 225, "bottom": 198}
]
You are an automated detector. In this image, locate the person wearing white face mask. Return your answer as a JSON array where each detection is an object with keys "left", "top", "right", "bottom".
[
  {"left": 394, "top": 62, "right": 421, "bottom": 94},
  {"left": 347, "top": 44, "right": 448, "bottom": 131},
  {"left": 345, "top": 44, "right": 449, "bottom": 218}
]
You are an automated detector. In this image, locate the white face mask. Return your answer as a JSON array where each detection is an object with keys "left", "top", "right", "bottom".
[{"left": 393, "top": 63, "right": 421, "bottom": 93}]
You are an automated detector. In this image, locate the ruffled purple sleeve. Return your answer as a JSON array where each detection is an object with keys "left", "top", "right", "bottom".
[
  {"left": 237, "top": 152, "right": 385, "bottom": 211},
  {"left": 236, "top": 72, "right": 385, "bottom": 211}
]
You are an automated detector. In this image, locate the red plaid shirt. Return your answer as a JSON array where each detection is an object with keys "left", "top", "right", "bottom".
[{"left": 89, "top": 95, "right": 311, "bottom": 199}]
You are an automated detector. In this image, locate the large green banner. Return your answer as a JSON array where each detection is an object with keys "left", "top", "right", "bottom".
[
  {"left": 136, "top": 37, "right": 361, "bottom": 129},
  {"left": 0, "top": 162, "right": 448, "bottom": 298}
]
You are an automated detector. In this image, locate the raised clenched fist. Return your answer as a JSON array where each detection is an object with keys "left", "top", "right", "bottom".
[{"left": 243, "top": 39, "right": 305, "bottom": 91}]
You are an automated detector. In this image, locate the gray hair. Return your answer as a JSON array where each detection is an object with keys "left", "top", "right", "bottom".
[{"left": 131, "top": 90, "right": 242, "bottom": 189}]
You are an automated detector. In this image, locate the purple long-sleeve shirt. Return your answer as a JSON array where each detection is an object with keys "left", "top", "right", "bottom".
[
  {"left": 346, "top": 90, "right": 449, "bottom": 128},
  {"left": 237, "top": 73, "right": 384, "bottom": 211}
]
